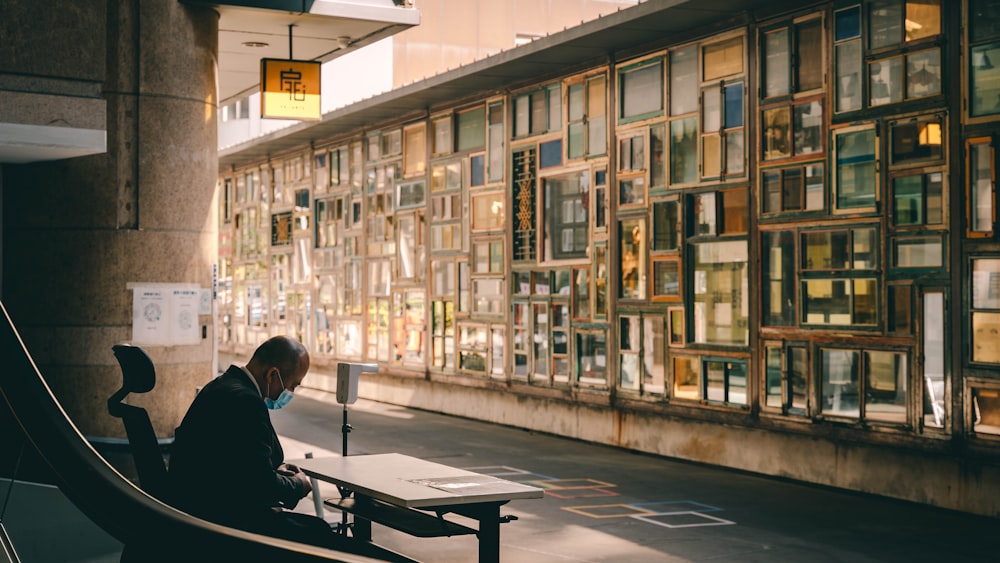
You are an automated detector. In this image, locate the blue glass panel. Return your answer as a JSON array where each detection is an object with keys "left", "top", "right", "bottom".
[
  {"left": 724, "top": 83, "right": 743, "bottom": 128},
  {"left": 539, "top": 139, "right": 563, "bottom": 168},
  {"left": 835, "top": 7, "right": 861, "bottom": 41},
  {"left": 470, "top": 154, "right": 485, "bottom": 186}
]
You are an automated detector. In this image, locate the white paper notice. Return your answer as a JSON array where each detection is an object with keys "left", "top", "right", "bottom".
[{"left": 131, "top": 283, "right": 202, "bottom": 345}]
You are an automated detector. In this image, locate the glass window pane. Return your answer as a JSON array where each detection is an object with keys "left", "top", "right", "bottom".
[
  {"left": 692, "top": 241, "right": 749, "bottom": 345},
  {"left": 906, "top": 0, "right": 941, "bottom": 41},
  {"left": 803, "top": 279, "right": 851, "bottom": 324},
  {"left": 726, "top": 129, "right": 745, "bottom": 174},
  {"left": 643, "top": 317, "right": 666, "bottom": 394},
  {"left": 653, "top": 260, "right": 680, "bottom": 298},
  {"left": 763, "top": 170, "right": 782, "bottom": 213},
  {"left": 783, "top": 167, "right": 803, "bottom": 211},
  {"left": 573, "top": 267, "right": 590, "bottom": 319},
  {"left": 973, "top": 258, "right": 1000, "bottom": 308},
  {"left": 530, "top": 92, "right": 546, "bottom": 135},
  {"left": 456, "top": 107, "right": 486, "bottom": 152},
  {"left": 568, "top": 83, "right": 584, "bottom": 120},
  {"left": 926, "top": 171, "right": 943, "bottom": 224},
  {"left": 763, "top": 107, "right": 791, "bottom": 160},
  {"left": 673, "top": 356, "right": 700, "bottom": 400},
  {"left": 619, "top": 316, "right": 640, "bottom": 389},
  {"left": 973, "top": 312, "right": 1000, "bottom": 363},
  {"left": 893, "top": 175, "right": 923, "bottom": 225},
  {"left": 893, "top": 236, "right": 944, "bottom": 268},
  {"left": 870, "top": 0, "right": 903, "bottom": 49},
  {"left": 702, "top": 134, "right": 722, "bottom": 178},
  {"left": 764, "top": 29, "right": 790, "bottom": 97},
  {"left": 548, "top": 85, "right": 561, "bottom": 131},
  {"left": 721, "top": 188, "right": 748, "bottom": 234},
  {"left": 588, "top": 76, "right": 607, "bottom": 155},
  {"left": 866, "top": 351, "right": 907, "bottom": 423},
  {"left": 971, "top": 0, "right": 1000, "bottom": 42},
  {"left": 728, "top": 361, "right": 748, "bottom": 406},
  {"left": 907, "top": 49, "right": 941, "bottom": 99},
  {"left": 891, "top": 118, "right": 943, "bottom": 164},
  {"left": 651, "top": 124, "right": 666, "bottom": 188},
  {"left": 796, "top": 19, "right": 824, "bottom": 91},
  {"left": 670, "top": 47, "right": 698, "bottom": 115},
  {"left": 765, "top": 346, "right": 783, "bottom": 408},
  {"left": 652, "top": 200, "right": 680, "bottom": 251},
  {"left": 763, "top": 230, "right": 796, "bottom": 326},
  {"left": 836, "top": 128, "right": 877, "bottom": 209},
  {"left": 706, "top": 360, "right": 726, "bottom": 402},
  {"left": 544, "top": 171, "right": 588, "bottom": 260},
  {"left": 870, "top": 57, "right": 903, "bottom": 106},
  {"left": 888, "top": 285, "right": 912, "bottom": 333},
  {"left": 724, "top": 83, "right": 744, "bottom": 128},
  {"left": 620, "top": 219, "right": 646, "bottom": 299},
  {"left": 577, "top": 331, "right": 607, "bottom": 383},
  {"left": 923, "top": 292, "right": 946, "bottom": 428},
  {"left": 588, "top": 116, "right": 607, "bottom": 156},
  {"left": 853, "top": 227, "right": 878, "bottom": 269},
  {"left": 619, "top": 177, "right": 644, "bottom": 206},
  {"left": 973, "top": 386, "right": 1000, "bottom": 434},
  {"left": 692, "top": 193, "right": 717, "bottom": 236},
  {"left": 853, "top": 278, "right": 878, "bottom": 325},
  {"left": 670, "top": 117, "right": 698, "bottom": 184},
  {"left": 821, "top": 349, "right": 859, "bottom": 418},
  {"left": 568, "top": 122, "right": 584, "bottom": 159},
  {"left": 805, "top": 164, "right": 825, "bottom": 210},
  {"left": 790, "top": 347, "right": 808, "bottom": 412},
  {"left": 971, "top": 43, "right": 1000, "bottom": 116},
  {"left": 836, "top": 41, "right": 863, "bottom": 112},
  {"left": 621, "top": 62, "right": 663, "bottom": 119},
  {"left": 703, "top": 37, "right": 744, "bottom": 80},
  {"left": 835, "top": 6, "right": 861, "bottom": 40},
  {"left": 594, "top": 245, "right": 608, "bottom": 317},
  {"left": 703, "top": 87, "right": 721, "bottom": 132},
  {"left": 794, "top": 101, "right": 823, "bottom": 155},
  {"left": 804, "top": 230, "right": 848, "bottom": 270},
  {"left": 971, "top": 142, "right": 994, "bottom": 232}
]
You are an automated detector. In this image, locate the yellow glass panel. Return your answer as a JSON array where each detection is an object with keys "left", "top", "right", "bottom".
[{"left": 703, "top": 37, "right": 744, "bottom": 81}]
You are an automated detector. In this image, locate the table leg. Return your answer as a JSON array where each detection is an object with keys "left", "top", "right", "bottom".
[
  {"left": 474, "top": 503, "right": 501, "bottom": 563},
  {"left": 353, "top": 495, "right": 373, "bottom": 542}
]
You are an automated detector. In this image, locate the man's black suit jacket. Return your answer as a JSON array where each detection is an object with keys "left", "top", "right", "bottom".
[{"left": 168, "top": 365, "right": 307, "bottom": 528}]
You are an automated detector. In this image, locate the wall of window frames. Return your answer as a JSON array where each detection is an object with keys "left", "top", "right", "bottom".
[{"left": 216, "top": 0, "right": 1000, "bottom": 514}]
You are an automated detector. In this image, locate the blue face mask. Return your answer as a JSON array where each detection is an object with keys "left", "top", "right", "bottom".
[{"left": 264, "top": 370, "right": 294, "bottom": 410}]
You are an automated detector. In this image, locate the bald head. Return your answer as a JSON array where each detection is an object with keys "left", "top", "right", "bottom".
[{"left": 247, "top": 336, "right": 310, "bottom": 398}]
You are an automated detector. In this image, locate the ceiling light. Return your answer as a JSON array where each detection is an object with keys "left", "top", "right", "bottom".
[{"left": 242, "top": 41, "right": 269, "bottom": 48}]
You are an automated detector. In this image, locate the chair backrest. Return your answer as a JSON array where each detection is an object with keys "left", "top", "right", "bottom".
[{"left": 108, "top": 344, "right": 169, "bottom": 501}]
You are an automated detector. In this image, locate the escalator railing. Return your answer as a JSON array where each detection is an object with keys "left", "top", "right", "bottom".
[{"left": 0, "top": 301, "right": 378, "bottom": 562}]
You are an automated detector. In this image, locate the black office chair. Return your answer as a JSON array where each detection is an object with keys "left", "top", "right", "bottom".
[{"left": 108, "top": 344, "right": 169, "bottom": 502}]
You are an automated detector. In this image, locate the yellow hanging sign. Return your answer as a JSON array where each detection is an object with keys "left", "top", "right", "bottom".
[{"left": 260, "top": 58, "right": 321, "bottom": 120}]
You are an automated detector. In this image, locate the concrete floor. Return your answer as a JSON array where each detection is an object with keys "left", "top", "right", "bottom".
[
  {"left": 273, "top": 388, "right": 999, "bottom": 563},
  {"left": 5, "top": 385, "right": 996, "bottom": 562}
]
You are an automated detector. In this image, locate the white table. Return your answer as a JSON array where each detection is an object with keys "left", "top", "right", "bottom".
[{"left": 290, "top": 453, "right": 544, "bottom": 563}]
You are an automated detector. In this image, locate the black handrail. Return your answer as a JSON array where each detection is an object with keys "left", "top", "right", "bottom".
[{"left": 0, "top": 301, "right": 378, "bottom": 562}]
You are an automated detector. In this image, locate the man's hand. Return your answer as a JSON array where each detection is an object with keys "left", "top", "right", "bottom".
[{"left": 278, "top": 463, "right": 312, "bottom": 495}]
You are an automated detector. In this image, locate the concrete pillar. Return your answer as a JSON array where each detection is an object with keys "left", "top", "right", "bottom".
[{"left": 2, "top": 0, "right": 219, "bottom": 439}]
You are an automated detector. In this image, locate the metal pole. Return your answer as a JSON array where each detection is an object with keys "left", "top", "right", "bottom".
[
  {"left": 341, "top": 403, "right": 351, "bottom": 456},
  {"left": 288, "top": 24, "right": 294, "bottom": 60}
]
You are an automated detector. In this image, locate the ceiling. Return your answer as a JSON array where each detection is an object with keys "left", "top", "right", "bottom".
[
  {"left": 219, "top": 0, "right": 791, "bottom": 170},
  {"left": 190, "top": 0, "right": 421, "bottom": 103},
  {"left": 0, "top": 1, "right": 418, "bottom": 164}
]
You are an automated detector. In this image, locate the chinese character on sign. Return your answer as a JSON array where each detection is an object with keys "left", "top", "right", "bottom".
[{"left": 280, "top": 68, "right": 307, "bottom": 101}]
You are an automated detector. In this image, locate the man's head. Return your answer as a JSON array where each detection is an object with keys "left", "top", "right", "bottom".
[{"left": 247, "top": 335, "right": 310, "bottom": 405}]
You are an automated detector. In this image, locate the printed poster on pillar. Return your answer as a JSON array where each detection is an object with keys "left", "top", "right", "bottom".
[{"left": 131, "top": 283, "right": 201, "bottom": 346}]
